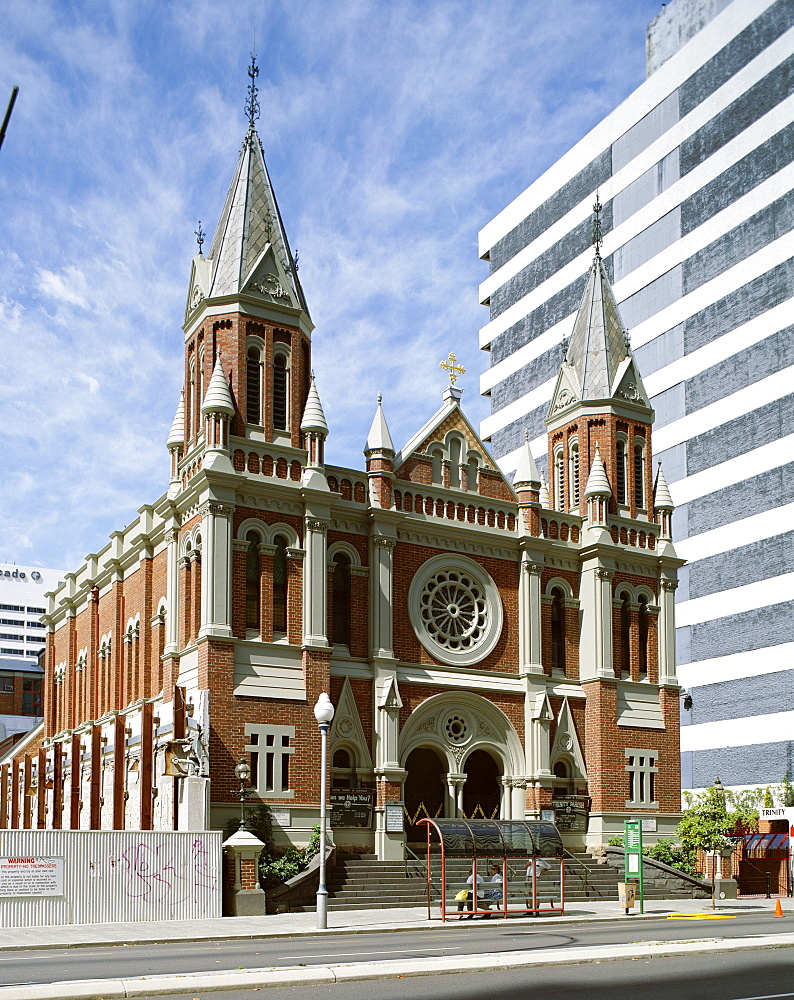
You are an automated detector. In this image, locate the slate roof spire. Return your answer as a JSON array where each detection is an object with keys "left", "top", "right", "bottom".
[{"left": 203, "top": 57, "right": 308, "bottom": 313}]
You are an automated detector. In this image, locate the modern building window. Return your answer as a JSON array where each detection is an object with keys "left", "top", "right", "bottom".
[
  {"left": 332, "top": 552, "right": 351, "bottom": 646},
  {"left": 245, "top": 531, "right": 260, "bottom": 632},
  {"left": 246, "top": 347, "right": 262, "bottom": 424},
  {"left": 22, "top": 677, "right": 42, "bottom": 716},
  {"left": 634, "top": 442, "right": 646, "bottom": 508},
  {"left": 245, "top": 723, "right": 295, "bottom": 798},
  {"left": 273, "top": 353, "right": 288, "bottom": 430},
  {"left": 26, "top": 607, "right": 46, "bottom": 614},
  {"left": 273, "top": 534, "right": 288, "bottom": 634},
  {"left": 551, "top": 587, "right": 565, "bottom": 673},
  {"left": 0, "top": 604, "right": 24, "bottom": 612},
  {"left": 616, "top": 440, "right": 627, "bottom": 505},
  {"left": 625, "top": 750, "right": 658, "bottom": 806},
  {"left": 638, "top": 595, "right": 649, "bottom": 678}
]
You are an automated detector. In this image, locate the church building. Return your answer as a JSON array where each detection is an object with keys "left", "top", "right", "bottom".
[{"left": 0, "top": 67, "right": 684, "bottom": 854}]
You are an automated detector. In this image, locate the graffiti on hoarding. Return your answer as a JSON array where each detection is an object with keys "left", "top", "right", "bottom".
[{"left": 121, "top": 839, "right": 217, "bottom": 903}]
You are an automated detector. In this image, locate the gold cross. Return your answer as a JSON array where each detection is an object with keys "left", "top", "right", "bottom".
[{"left": 439, "top": 351, "right": 465, "bottom": 385}]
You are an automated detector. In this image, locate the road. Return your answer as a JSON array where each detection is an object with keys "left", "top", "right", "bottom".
[
  {"left": 12, "top": 949, "right": 793, "bottom": 1000},
  {"left": 0, "top": 912, "right": 792, "bottom": 989}
]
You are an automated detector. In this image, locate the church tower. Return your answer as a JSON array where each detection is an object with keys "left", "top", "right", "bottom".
[
  {"left": 545, "top": 200, "right": 684, "bottom": 841},
  {"left": 179, "top": 57, "right": 312, "bottom": 466}
]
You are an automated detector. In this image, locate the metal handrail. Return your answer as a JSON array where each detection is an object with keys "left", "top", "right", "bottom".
[{"left": 739, "top": 855, "right": 791, "bottom": 898}]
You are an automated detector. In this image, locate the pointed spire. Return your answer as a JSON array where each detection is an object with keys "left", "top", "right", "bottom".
[
  {"left": 203, "top": 62, "right": 307, "bottom": 312},
  {"left": 538, "top": 469, "right": 550, "bottom": 508},
  {"left": 513, "top": 432, "right": 540, "bottom": 488},
  {"left": 365, "top": 393, "right": 394, "bottom": 453},
  {"left": 566, "top": 252, "right": 628, "bottom": 400},
  {"left": 584, "top": 447, "right": 611, "bottom": 497},
  {"left": 654, "top": 463, "right": 674, "bottom": 510},
  {"left": 202, "top": 353, "right": 235, "bottom": 416},
  {"left": 167, "top": 391, "right": 185, "bottom": 449},
  {"left": 300, "top": 372, "right": 328, "bottom": 435}
]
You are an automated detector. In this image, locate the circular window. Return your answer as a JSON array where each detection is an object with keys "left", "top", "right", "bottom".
[
  {"left": 444, "top": 713, "right": 469, "bottom": 745},
  {"left": 409, "top": 554, "right": 503, "bottom": 667}
]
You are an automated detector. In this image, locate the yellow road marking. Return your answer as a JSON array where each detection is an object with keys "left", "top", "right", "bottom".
[{"left": 666, "top": 914, "right": 737, "bottom": 919}]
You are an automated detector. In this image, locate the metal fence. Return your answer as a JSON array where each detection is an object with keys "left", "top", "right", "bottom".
[{"left": 0, "top": 829, "right": 222, "bottom": 925}]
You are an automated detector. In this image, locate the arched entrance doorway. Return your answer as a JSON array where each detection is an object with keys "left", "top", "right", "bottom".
[
  {"left": 462, "top": 748, "right": 502, "bottom": 819},
  {"left": 404, "top": 746, "right": 446, "bottom": 843}
]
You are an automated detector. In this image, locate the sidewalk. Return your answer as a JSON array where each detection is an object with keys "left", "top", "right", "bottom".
[{"left": 0, "top": 894, "right": 782, "bottom": 951}]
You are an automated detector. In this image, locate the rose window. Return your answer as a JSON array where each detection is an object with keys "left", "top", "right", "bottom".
[
  {"left": 420, "top": 570, "right": 487, "bottom": 651},
  {"left": 408, "top": 555, "right": 503, "bottom": 667},
  {"left": 444, "top": 713, "right": 469, "bottom": 745}
]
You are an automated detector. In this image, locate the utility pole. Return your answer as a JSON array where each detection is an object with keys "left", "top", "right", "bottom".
[{"left": 0, "top": 86, "right": 19, "bottom": 154}]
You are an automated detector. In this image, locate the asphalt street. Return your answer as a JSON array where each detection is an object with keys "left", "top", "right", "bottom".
[
  {"left": 0, "top": 913, "right": 792, "bottom": 990},
  {"left": 26, "top": 949, "right": 794, "bottom": 1000}
]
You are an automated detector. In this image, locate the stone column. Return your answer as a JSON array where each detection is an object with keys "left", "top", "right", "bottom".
[
  {"left": 658, "top": 580, "right": 678, "bottom": 686},
  {"left": 370, "top": 536, "right": 396, "bottom": 659},
  {"left": 303, "top": 518, "right": 330, "bottom": 648},
  {"left": 199, "top": 501, "right": 234, "bottom": 639},
  {"left": 519, "top": 557, "right": 543, "bottom": 673}
]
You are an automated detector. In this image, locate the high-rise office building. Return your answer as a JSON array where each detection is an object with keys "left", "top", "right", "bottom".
[{"left": 478, "top": 0, "right": 793, "bottom": 792}]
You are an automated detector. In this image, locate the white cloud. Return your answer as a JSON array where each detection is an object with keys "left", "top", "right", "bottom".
[{"left": 0, "top": 0, "right": 661, "bottom": 569}]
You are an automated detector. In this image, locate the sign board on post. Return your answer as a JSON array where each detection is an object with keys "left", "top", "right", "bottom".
[{"left": 623, "top": 820, "right": 644, "bottom": 914}]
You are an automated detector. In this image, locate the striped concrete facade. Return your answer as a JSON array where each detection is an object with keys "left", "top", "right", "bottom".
[{"left": 478, "top": 0, "right": 794, "bottom": 794}]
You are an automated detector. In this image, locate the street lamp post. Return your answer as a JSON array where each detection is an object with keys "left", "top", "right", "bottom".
[
  {"left": 314, "top": 692, "right": 335, "bottom": 929},
  {"left": 712, "top": 776, "right": 726, "bottom": 909},
  {"left": 235, "top": 756, "right": 251, "bottom": 831}
]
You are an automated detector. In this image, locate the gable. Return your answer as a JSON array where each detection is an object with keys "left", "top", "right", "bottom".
[{"left": 241, "top": 246, "right": 299, "bottom": 310}]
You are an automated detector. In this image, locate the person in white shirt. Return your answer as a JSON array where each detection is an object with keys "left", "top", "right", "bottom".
[
  {"left": 456, "top": 864, "right": 484, "bottom": 918},
  {"left": 525, "top": 856, "right": 553, "bottom": 908}
]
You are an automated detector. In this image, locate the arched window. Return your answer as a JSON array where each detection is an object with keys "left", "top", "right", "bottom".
[
  {"left": 331, "top": 747, "right": 356, "bottom": 788},
  {"left": 467, "top": 456, "right": 479, "bottom": 494},
  {"left": 188, "top": 355, "right": 196, "bottom": 439},
  {"left": 620, "top": 593, "right": 631, "bottom": 677},
  {"left": 638, "top": 595, "right": 649, "bottom": 678},
  {"left": 273, "top": 534, "right": 288, "bottom": 634},
  {"left": 449, "top": 437, "right": 461, "bottom": 489},
  {"left": 569, "top": 441, "right": 579, "bottom": 509},
  {"left": 430, "top": 448, "right": 443, "bottom": 486},
  {"left": 616, "top": 440, "right": 627, "bottom": 505},
  {"left": 247, "top": 347, "right": 262, "bottom": 424},
  {"left": 273, "top": 353, "right": 288, "bottom": 431},
  {"left": 198, "top": 344, "right": 205, "bottom": 415},
  {"left": 332, "top": 552, "right": 351, "bottom": 646},
  {"left": 634, "top": 442, "right": 645, "bottom": 508},
  {"left": 245, "top": 531, "right": 260, "bottom": 632},
  {"left": 554, "top": 447, "right": 565, "bottom": 511},
  {"left": 551, "top": 587, "right": 565, "bottom": 672}
]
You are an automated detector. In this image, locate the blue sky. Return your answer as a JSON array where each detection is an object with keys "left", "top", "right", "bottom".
[{"left": 0, "top": 0, "right": 662, "bottom": 571}]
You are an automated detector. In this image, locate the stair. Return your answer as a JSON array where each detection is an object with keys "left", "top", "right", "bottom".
[{"left": 316, "top": 851, "right": 696, "bottom": 912}]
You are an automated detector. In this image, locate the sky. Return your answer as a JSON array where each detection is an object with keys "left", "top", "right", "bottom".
[{"left": 0, "top": 0, "right": 663, "bottom": 571}]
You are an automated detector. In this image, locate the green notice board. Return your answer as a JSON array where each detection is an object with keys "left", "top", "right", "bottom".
[{"left": 624, "top": 819, "right": 644, "bottom": 913}]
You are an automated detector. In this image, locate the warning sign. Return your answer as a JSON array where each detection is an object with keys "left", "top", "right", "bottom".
[{"left": 0, "top": 857, "right": 64, "bottom": 897}]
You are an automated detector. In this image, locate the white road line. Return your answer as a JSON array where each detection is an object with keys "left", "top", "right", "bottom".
[{"left": 279, "top": 946, "right": 461, "bottom": 960}]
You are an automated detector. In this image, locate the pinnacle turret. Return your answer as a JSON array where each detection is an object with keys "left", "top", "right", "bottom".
[
  {"left": 365, "top": 394, "right": 394, "bottom": 455},
  {"left": 202, "top": 354, "right": 235, "bottom": 416},
  {"left": 584, "top": 447, "right": 611, "bottom": 497},
  {"left": 301, "top": 373, "right": 328, "bottom": 436},
  {"left": 167, "top": 391, "right": 185, "bottom": 449}
]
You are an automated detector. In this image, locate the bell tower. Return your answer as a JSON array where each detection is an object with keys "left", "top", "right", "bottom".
[
  {"left": 544, "top": 198, "right": 684, "bottom": 842},
  {"left": 178, "top": 56, "right": 313, "bottom": 461}
]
